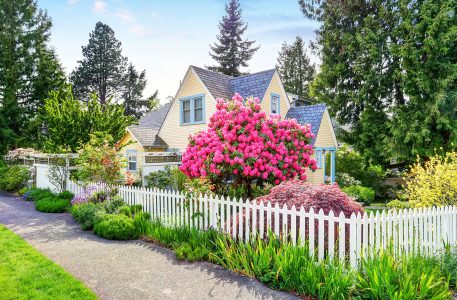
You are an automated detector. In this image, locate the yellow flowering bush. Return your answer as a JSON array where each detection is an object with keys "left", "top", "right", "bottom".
[{"left": 406, "top": 152, "right": 457, "bottom": 208}]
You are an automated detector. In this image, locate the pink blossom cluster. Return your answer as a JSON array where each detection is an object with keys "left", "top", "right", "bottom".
[{"left": 180, "top": 93, "right": 317, "bottom": 186}]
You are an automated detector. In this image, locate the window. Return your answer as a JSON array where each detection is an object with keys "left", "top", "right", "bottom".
[
  {"left": 271, "top": 93, "right": 280, "bottom": 114},
  {"left": 315, "top": 149, "right": 322, "bottom": 169},
  {"left": 180, "top": 94, "right": 205, "bottom": 125},
  {"left": 127, "top": 150, "right": 137, "bottom": 172}
]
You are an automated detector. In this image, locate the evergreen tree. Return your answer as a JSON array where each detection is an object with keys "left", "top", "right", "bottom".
[
  {"left": 300, "top": 0, "right": 457, "bottom": 166},
  {"left": 122, "top": 63, "right": 150, "bottom": 119},
  {"left": 0, "top": 0, "right": 64, "bottom": 152},
  {"left": 70, "top": 22, "right": 127, "bottom": 104},
  {"left": 276, "top": 36, "right": 316, "bottom": 98},
  {"left": 146, "top": 92, "right": 161, "bottom": 111},
  {"left": 208, "top": 0, "right": 259, "bottom": 76}
]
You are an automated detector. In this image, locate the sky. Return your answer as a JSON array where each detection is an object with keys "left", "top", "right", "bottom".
[{"left": 38, "top": 0, "right": 320, "bottom": 103}]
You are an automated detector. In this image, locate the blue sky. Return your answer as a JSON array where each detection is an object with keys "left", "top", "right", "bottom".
[{"left": 38, "top": 0, "right": 319, "bottom": 102}]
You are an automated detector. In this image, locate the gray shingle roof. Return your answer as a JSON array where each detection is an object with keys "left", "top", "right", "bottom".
[
  {"left": 127, "top": 127, "right": 168, "bottom": 148},
  {"left": 127, "top": 103, "right": 171, "bottom": 148},
  {"left": 285, "top": 103, "right": 327, "bottom": 145},
  {"left": 190, "top": 66, "right": 276, "bottom": 101},
  {"left": 138, "top": 103, "right": 171, "bottom": 129},
  {"left": 191, "top": 66, "right": 233, "bottom": 100},
  {"left": 230, "top": 69, "right": 276, "bottom": 100}
]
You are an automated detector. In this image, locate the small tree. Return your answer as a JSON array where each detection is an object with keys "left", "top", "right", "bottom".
[
  {"left": 406, "top": 151, "right": 457, "bottom": 208},
  {"left": 73, "top": 134, "right": 126, "bottom": 186},
  {"left": 180, "top": 93, "right": 317, "bottom": 198}
]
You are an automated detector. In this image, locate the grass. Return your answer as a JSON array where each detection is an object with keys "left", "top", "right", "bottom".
[{"left": 0, "top": 225, "right": 97, "bottom": 300}]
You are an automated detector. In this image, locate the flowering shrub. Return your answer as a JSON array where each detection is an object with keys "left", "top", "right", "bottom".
[
  {"left": 71, "top": 183, "right": 111, "bottom": 205},
  {"left": 5, "top": 148, "right": 40, "bottom": 161},
  {"left": 180, "top": 93, "right": 316, "bottom": 198},
  {"left": 73, "top": 134, "right": 126, "bottom": 186},
  {"left": 406, "top": 151, "right": 457, "bottom": 208}
]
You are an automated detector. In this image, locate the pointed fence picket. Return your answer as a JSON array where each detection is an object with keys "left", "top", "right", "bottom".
[{"left": 67, "top": 180, "right": 457, "bottom": 268}]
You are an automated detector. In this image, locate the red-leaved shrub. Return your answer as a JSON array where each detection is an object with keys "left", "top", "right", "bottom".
[{"left": 231, "top": 180, "right": 364, "bottom": 253}]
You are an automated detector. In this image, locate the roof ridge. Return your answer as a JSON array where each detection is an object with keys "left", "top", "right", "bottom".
[
  {"left": 230, "top": 68, "right": 276, "bottom": 80},
  {"left": 190, "top": 65, "right": 233, "bottom": 78}
]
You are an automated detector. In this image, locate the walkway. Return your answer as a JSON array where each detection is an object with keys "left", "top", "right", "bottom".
[{"left": 0, "top": 193, "right": 297, "bottom": 300}]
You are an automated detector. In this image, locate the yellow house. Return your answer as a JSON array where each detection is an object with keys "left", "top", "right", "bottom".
[{"left": 119, "top": 65, "right": 338, "bottom": 183}]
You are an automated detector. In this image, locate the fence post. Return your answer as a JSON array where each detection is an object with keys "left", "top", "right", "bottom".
[{"left": 349, "top": 213, "right": 357, "bottom": 268}]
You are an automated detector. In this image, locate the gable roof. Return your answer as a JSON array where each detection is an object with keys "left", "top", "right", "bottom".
[
  {"left": 127, "top": 103, "right": 172, "bottom": 148},
  {"left": 138, "top": 103, "right": 171, "bottom": 129},
  {"left": 127, "top": 127, "right": 168, "bottom": 148},
  {"left": 190, "top": 66, "right": 276, "bottom": 101},
  {"left": 285, "top": 103, "right": 327, "bottom": 145}
]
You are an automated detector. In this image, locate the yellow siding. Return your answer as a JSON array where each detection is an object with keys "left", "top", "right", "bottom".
[
  {"left": 159, "top": 69, "right": 216, "bottom": 151},
  {"left": 118, "top": 131, "right": 145, "bottom": 169},
  {"left": 260, "top": 72, "right": 289, "bottom": 119},
  {"left": 314, "top": 108, "right": 337, "bottom": 148}
]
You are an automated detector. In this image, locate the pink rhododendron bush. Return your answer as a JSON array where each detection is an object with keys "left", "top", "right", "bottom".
[
  {"left": 232, "top": 180, "right": 364, "bottom": 248},
  {"left": 180, "top": 93, "right": 317, "bottom": 198}
]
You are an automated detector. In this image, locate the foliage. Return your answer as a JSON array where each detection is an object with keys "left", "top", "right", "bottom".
[
  {"left": 71, "top": 183, "right": 113, "bottom": 205},
  {"left": 332, "top": 145, "right": 385, "bottom": 196},
  {"left": 47, "top": 157, "right": 69, "bottom": 193},
  {"left": 301, "top": 0, "right": 457, "bottom": 166},
  {"left": 70, "top": 22, "right": 127, "bottom": 104},
  {"left": 103, "top": 196, "right": 126, "bottom": 214},
  {"left": 40, "top": 86, "right": 135, "bottom": 152},
  {"left": 73, "top": 134, "right": 126, "bottom": 185},
  {"left": 122, "top": 63, "right": 157, "bottom": 119},
  {"left": 18, "top": 187, "right": 28, "bottom": 196},
  {"left": 336, "top": 173, "right": 362, "bottom": 188},
  {"left": 406, "top": 152, "right": 457, "bottom": 208},
  {"left": 212, "top": 233, "right": 355, "bottom": 299},
  {"left": 35, "top": 197, "right": 71, "bottom": 213},
  {"left": 440, "top": 246, "right": 457, "bottom": 289},
  {"left": 70, "top": 202, "right": 105, "bottom": 230},
  {"left": 23, "top": 188, "right": 53, "bottom": 202},
  {"left": 93, "top": 214, "right": 138, "bottom": 240},
  {"left": 207, "top": 0, "right": 259, "bottom": 76},
  {"left": 180, "top": 94, "right": 316, "bottom": 198},
  {"left": 355, "top": 248, "right": 450, "bottom": 299},
  {"left": 342, "top": 185, "right": 375, "bottom": 205},
  {"left": 0, "top": 0, "right": 65, "bottom": 153},
  {"left": 145, "top": 166, "right": 188, "bottom": 191},
  {"left": 276, "top": 36, "right": 316, "bottom": 98},
  {"left": 0, "top": 225, "right": 97, "bottom": 299},
  {"left": 57, "top": 191, "right": 74, "bottom": 201},
  {"left": 0, "top": 164, "right": 30, "bottom": 192},
  {"left": 386, "top": 200, "right": 411, "bottom": 210}
]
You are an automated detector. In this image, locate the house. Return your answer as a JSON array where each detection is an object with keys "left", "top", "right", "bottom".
[{"left": 120, "top": 65, "right": 337, "bottom": 184}]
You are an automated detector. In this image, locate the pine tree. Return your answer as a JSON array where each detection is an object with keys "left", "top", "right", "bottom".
[
  {"left": 70, "top": 22, "right": 127, "bottom": 104},
  {"left": 276, "top": 36, "right": 316, "bottom": 98},
  {"left": 122, "top": 63, "right": 150, "bottom": 119},
  {"left": 0, "top": 0, "right": 64, "bottom": 152},
  {"left": 208, "top": 0, "right": 259, "bottom": 76}
]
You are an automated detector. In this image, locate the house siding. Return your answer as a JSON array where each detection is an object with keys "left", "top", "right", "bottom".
[
  {"left": 261, "top": 73, "right": 289, "bottom": 119},
  {"left": 307, "top": 108, "right": 338, "bottom": 184},
  {"left": 118, "top": 131, "right": 146, "bottom": 171},
  {"left": 159, "top": 70, "right": 216, "bottom": 151}
]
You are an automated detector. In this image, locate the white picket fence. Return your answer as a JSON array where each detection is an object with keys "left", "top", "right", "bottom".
[{"left": 67, "top": 181, "right": 457, "bottom": 268}]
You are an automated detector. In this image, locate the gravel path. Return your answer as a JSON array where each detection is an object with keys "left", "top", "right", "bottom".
[{"left": 0, "top": 193, "right": 298, "bottom": 300}]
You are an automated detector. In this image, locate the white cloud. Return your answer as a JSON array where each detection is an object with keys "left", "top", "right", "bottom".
[
  {"left": 129, "top": 25, "right": 150, "bottom": 37},
  {"left": 68, "top": 0, "right": 80, "bottom": 5},
  {"left": 92, "top": 1, "right": 107, "bottom": 14},
  {"left": 115, "top": 9, "right": 136, "bottom": 23}
]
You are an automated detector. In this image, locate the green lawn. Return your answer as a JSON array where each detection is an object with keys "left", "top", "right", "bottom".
[{"left": 0, "top": 225, "right": 97, "bottom": 300}]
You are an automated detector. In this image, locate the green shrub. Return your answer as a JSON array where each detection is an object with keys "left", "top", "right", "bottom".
[
  {"left": 93, "top": 214, "right": 138, "bottom": 240},
  {"left": 70, "top": 203, "right": 104, "bottom": 230},
  {"left": 118, "top": 206, "right": 132, "bottom": 217},
  {"left": 356, "top": 248, "right": 450, "bottom": 299},
  {"left": 0, "top": 165, "right": 30, "bottom": 192},
  {"left": 386, "top": 199, "right": 411, "bottom": 210},
  {"left": 25, "top": 188, "right": 54, "bottom": 201},
  {"left": 18, "top": 187, "right": 28, "bottom": 196},
  {"left": 439, "top": 246, "right": 457, "bottom": 289},
  {"left": 342, "top": 185, "right": 375, "bottom": 205},
  {"left": 103, "top": 197, "right": 126, "bottom": 214},
  {"left": 130, "top": 204, "right": 143, "bottom": 215},
  {"left": 35, "top": 197, "right": 71, "bottom": 213},
  {"left": 145, "top": 166, "right": 188, "bottom": 191},
  {"left": 57, "top": 190, "right": 74, "bottom": 200},
  {"left": 133, "top": 212, "right": 151, "bottom": 236}
]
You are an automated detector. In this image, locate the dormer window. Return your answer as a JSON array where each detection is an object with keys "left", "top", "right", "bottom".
[
  {"left": 271, "top": 93, "right": 280, "bottom": 115},
  {"left": 180, "top": 94, "right": 205, "bottom": 125}
]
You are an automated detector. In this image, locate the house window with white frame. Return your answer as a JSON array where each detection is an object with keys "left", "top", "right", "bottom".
[
  {"left": 180, "top": 95, "right": 205, "bottom": 125},
  {"left": 315, "top": 149, "right": 322, "bottom": 169},
  {"left": 271, "top": 93, "right": 280, "bottom": 114},
  {"left": 127, "top": 150, "right": 137, "bottom": 172}
]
